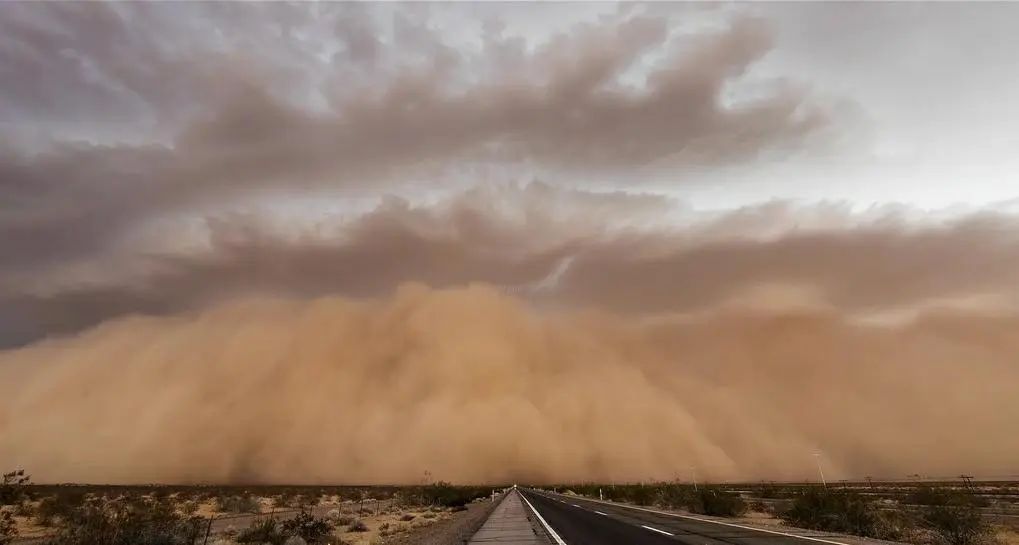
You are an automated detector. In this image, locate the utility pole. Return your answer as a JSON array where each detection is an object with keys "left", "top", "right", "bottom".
[
  {"left": 813, "top": 453, "right": 827, "bottom": 489},
  {"left": 959, "top": 475, "right": 974, "bottom": 489},
  {"left": 201, "top": 517, "right": 212, "bottom": 545}
]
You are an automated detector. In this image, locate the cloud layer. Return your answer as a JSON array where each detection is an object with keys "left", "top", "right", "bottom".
[
  {"left": 6, "top": 184, "right": 1019, "bottom": 348},
  {"left": 0, "top": 3, "right": 825, "bottom": 282}
]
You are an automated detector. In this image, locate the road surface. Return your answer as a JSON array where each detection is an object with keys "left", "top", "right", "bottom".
[{"left": 519, "top": 489, "right": 855, "bottom": 545}]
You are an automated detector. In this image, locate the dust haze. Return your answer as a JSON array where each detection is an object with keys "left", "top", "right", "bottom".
[{"left": 2, "top": 284, "right": 1016, "bottom": 484}]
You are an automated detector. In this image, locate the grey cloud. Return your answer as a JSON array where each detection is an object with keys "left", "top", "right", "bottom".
[
  {"left": 4, "top": 185, "right": 1019, "bottom": 348},
  {"left": 0, "top": 6, "right": 828, "bottom": 284},
  {"left": 558, "top": 213, "right": 1019, "bottom": 313}
]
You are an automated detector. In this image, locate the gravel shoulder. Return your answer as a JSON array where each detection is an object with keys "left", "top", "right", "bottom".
[{"left": 383, "top": 496, "right": 504, "bottom": 545}]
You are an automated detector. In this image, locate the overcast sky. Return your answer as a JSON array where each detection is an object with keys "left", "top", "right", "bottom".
[{"left": 2, "top": 1, "right": 1019, "bottom": 347}]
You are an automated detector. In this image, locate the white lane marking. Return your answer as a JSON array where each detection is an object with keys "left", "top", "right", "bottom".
[
  {"left": 595, "top": 511, "right": 608, "bottom": 516},
  {"left": 540, "top": 492, "right": 849, "bottom": 545},
  {"left": 642, "top": 525, "right": 675, "bottom": 536},
  {"left": 519, "top": 491, "right": 568, "bottom": 545},
  {"left": 572, "top": 504, "right": 581, "bottom": 508}
]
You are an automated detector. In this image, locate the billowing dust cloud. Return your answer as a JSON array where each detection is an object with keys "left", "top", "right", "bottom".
[{"left": 1, "top": 284, "right": 1016, "bottom": 484}]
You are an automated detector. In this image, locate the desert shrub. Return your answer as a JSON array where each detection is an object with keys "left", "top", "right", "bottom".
[
  {"left": 36, "top": 490, "right": 89, "bottom": 526},
  {"left": 46, "top": 497, "right": 206, "bottom": 545},
  {"left": 272, "top": 495, "right": 290, "bottom": 509},
  {"left": 379, "top": 522, "right": 407, "bottom": 537},
  {"left": 178, "top": 501, "right": 199, "bottom": 517},
  {"left": 280, "top": 511, "right": 333, "bottom": 543},
  {"left": 782, "top": 488, "right": 879, "bottom": 537},
  {"left": 215, "top": 494, "right": 260, "bottom": 514},
  {"left": 335, "top": 514, "right": 356, "bottom": 525},
  {"left": 237, "top": 518, "right": 286, "bottom": 545},
  {"left": 920, "top": 502, "right": 987, "bottom": 545},
  {"left": 658, "top": 485, "right": 694, "bottom": 509},
  {"left": 693, "top": 488, "right": 746, "bottom": 517},
  {"left": 421, "top": 512, "right": 437, "bottom": 519},
  {"left": 35, "top": 498, "right": 58, "bottom": 526},
  {"left": 1, "top": 510, "right": 17, "bottom": 545},
  {"left": 421, "top": 482, "right": 491, "bottom": 508},
  {"left": 13, "top": 501, "right": 34, "bottom": 517},
  {"left": 346, "top": 519, "right": 368, "bottom": 532},
  {"left": 897, "top": 486, "right": 989, "bottom": 545},
  {"left": 872, "top": 509, "right": 915, "bottom": 542},
  {"left": 629, "top": 486, "right": 659, "bottom": 506},
  {"left": 0, "top": 470, "right": 30, "bottom": 506},
  {"left": 910, "top": 486, "right": 990, "bottom": 509}
]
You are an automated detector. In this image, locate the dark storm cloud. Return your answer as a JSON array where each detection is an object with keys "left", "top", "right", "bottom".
[
  {"left": 0, "top": 4, "right": 827, "bottom": 283},
  {"left": 176, "top": 15, "right": 823, "bottom": 179},
  {"left": 0, "top": 1, "right": 341, "bottom": 127},
  {"left": 5, "top": 185, "right": 1019, "bottom": 347}
]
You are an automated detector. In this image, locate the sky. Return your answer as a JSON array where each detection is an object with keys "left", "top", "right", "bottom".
[{"left": 1, "top": 2, "right": 1018, "bottom": 484}]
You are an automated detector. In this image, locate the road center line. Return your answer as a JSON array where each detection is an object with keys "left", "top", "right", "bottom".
[
  {"left": 595, "top": 511, "right": 608, "bottom": 516},
  {"left": 642, "top": 525, "right": 675, "bottom": 536}
]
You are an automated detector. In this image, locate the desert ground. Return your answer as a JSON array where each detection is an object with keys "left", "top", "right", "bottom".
[{"left": 3, "top": 476, "right": 1019, "bottom": 545}]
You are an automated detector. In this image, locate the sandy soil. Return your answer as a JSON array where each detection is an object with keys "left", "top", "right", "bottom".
[
  {"left": 995, "top": 528, "right": 1019, "bottom": 545},
  {"left": 326, "top": 506, "right": 456, "bottom": 545}
]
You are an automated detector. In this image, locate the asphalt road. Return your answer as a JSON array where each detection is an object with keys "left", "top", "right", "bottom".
[{"left": 519, "top": 489, "right": 852, "bottom": 545}]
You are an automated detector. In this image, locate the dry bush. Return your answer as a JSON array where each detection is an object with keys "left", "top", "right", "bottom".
[
  {"left": 237, "top": 518, "right": 285, "bottom": 545},
  {"left": 0, "top": 471, "right": 30, "bottom": 506},
  {"left": 692, "top": 488, "right": 746, "bottom": 517},
  {"left": 921, "top": 503, "right": 987, "bottom": 545},
  {"left": 179, "top": 501, "right": 199, "bottom": 517},
  {"left": 215, "top": 494, "right": 261, "bottom": 514},
  {"left": 379, "top": 522, "right": 408, "bottom": 537},
  {"left": 334, "top": 514, "right": 356, "bottom": 526},
  {"left": 346, "top": 519, "right": 368, "bottom": 532},
  {"left": 1, "top": 510, "right": 17, "bottom": 545},
  {"left": 13, "top": 501, "right": 34, "bottom": 517},
  {"left": 45, "top": 497, "right": 206, "bottom": 545},
  {"left": 280, "top": 511, "right": 333, "bottom": 543},
  {"left": 782, "top": 488, "right": 880, "bottom": 537},
  {"left": 35, "top": 490, "right": 88, "bottom": 526}
]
